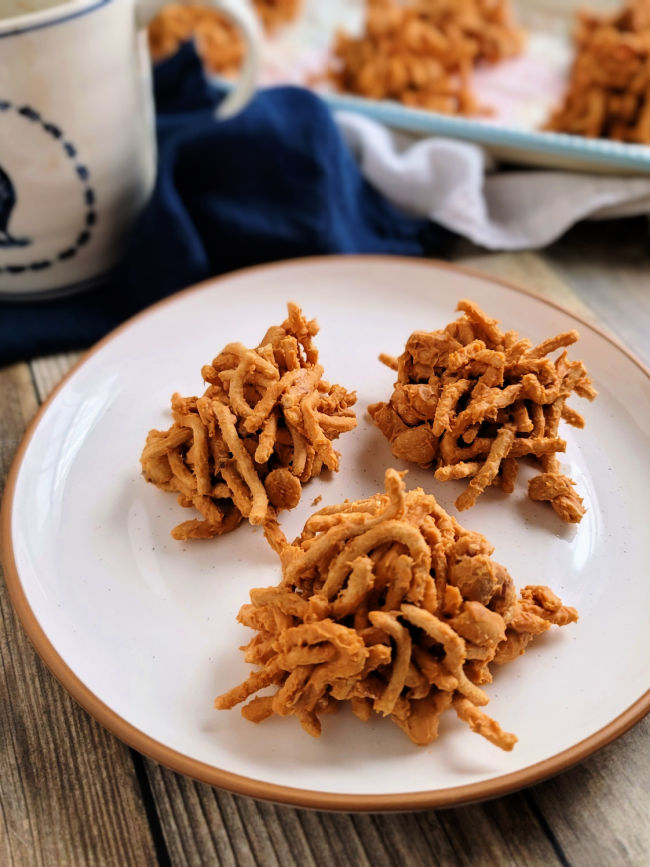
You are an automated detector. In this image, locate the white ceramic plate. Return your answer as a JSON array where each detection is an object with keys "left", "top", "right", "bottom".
[{"left": 3, "top": 257, "right": 649, "bottom": 811}]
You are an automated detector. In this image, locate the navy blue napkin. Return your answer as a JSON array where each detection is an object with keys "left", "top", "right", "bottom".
[{"left": 0, "top": 44, "right": 452, "bottom": 364}]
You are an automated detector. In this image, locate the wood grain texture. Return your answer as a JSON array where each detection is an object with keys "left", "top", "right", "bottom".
[
  {"left": 528, "top": 715, "right": 650, "bottom": 867},
  {"left": 0, "top": 365, "right": 38, "bottom": 488},
  {"left": 143, "top": 759, "right": 563, "bottom": 867},
  {"left": 31, "top": 352, "right": 82, "bottom": 403},
  {"left": 0, "top": 362, "right": 158, "bottom": 867}
]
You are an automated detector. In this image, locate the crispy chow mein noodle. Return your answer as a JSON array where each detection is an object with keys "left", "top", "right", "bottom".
[
  {"left": 215, "top": 470, "right": 577, "bottom": 748},
  {"left": 369, "top": 299, "right": 596, "bottom": 523},
  {"left": 329, "top": 0, "right": 524, "bottom": 115},
  {"left": 140, "top": 304, "right": 357, "bottom": 540}
]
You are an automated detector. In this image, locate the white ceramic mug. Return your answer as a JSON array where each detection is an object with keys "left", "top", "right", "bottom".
[{"left": 0, "top": 0, "right": 260, "bottom": 298}]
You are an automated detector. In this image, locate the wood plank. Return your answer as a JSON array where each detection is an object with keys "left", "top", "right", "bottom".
[
  {"left": 0, "top": 362, "right": 159, "bottom": 867},
  {"left": 435, "top": 793, "right": 565, "bottom": 866},
  {"left": 30, "top": 352, "right": 83, "bottom": 402},
  {"left": 143, "top": 759, "right": 562, "bottom": 867},
  {"left": 528, "top": 716, "right": 650, "bottom": 867},
  {"left": 0, "top": 365, "right": 38, "bottom": 487},
  {"left": 144, "top": 762, "right": 323, "bottom": 867}
]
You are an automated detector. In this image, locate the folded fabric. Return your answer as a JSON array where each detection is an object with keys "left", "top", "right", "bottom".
[
  {"left": 336, "top": 111, "right": 650, "bottom": 251},
  {"left": 0, "top": 44, "right": 449, "bottom": 365}
]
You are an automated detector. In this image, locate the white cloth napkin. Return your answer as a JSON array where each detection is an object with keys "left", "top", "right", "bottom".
[{"left": 335, "top": 111, "right": 650, "bottom": 250}]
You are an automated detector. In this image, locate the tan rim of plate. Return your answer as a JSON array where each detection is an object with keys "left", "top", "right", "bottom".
[{"left": 2, "top": 255, "right": 649, "bottom": 812}]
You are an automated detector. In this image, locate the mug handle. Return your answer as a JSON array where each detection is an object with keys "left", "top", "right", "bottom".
[{"left": 137, "top": 0, "right": 262, "bottom": 119}]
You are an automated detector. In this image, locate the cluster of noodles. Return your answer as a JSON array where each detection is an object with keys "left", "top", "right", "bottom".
[
  {"left": 215, "top": 470, "right": 577, "bottom": 748},
  {"left": 329, "top": 0, "right": 524, "bottom": 114},
  {"left": 546, "top": 0, "right": 650, "bottom": 142},
  {"left": 369, "top": 299, "right": 596, "bottom": 523},
  {"left": 140, "top": 304, "right": 356, "bottom": 540},
  {"left": 148, "top": 1, "right": 301, "bottom": 73}
]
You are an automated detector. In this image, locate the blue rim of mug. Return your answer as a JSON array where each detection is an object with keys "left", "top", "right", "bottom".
[{"left": 0, "top": 0, "right": 111, "bottom": 38}]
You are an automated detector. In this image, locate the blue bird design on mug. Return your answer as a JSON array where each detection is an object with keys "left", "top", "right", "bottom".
[{"left": 0, "top": 163, "right": 31, "bottom": 248}]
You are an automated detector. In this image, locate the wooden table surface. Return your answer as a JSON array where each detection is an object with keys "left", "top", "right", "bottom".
[{"left": 1, "top": 220, "right": 649, "bottom": 867}]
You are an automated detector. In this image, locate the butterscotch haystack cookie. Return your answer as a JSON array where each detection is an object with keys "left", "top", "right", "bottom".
[
  {"left": 215, "top": 469, "right": 577, "bottom": 748},
  {"left": 546, "top": 0, "right": 650, "bottom": 143},
  {"left": 329, "top": 0, "right": 524, "bottom": 114},
  {"left": 140, "top": 303, "right": 357, "bottom": 540},
  {"left": 369, "top": 300, "right": 597, "bottom": 523}
]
